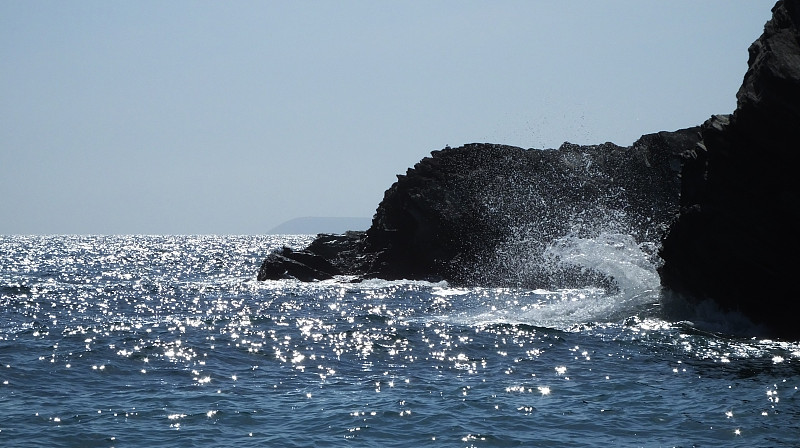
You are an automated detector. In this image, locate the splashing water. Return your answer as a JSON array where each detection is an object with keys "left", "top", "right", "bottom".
[
  {"left": 440, "top": 231, "right": 664, "bottom": 330},
  {"left": 544, "top": 232, "right": 661, "bottom": 294}
]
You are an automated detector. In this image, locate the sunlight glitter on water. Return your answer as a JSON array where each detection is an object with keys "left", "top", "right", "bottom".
[{"left": 1, "top": 236, "right": 800, "bottom": 447}]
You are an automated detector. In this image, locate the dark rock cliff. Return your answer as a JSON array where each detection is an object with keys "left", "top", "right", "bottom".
[{"left": 659, "top": 0, "right": 800, "bottom": 338}]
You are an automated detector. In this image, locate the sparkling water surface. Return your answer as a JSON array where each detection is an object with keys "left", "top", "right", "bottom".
[{"left": 1, "top": 235, "right": 798, "bottom": 447}]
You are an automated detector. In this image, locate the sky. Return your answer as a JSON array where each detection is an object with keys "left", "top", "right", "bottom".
[{"left": 1, "top": 1, "right": 776, "bottom": 235}]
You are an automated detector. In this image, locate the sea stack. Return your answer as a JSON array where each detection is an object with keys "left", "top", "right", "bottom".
[{"left": 659, "top": 0, "right": 800, "bottom": 338}]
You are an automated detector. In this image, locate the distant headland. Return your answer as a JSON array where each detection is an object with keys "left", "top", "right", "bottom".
[{"left": 268, "top": 217, "right": 372, "bottom": 235}]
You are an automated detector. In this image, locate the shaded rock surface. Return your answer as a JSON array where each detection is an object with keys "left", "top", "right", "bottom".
[{"left": 659, "top": 0, "right": 800, "bottom": 338}]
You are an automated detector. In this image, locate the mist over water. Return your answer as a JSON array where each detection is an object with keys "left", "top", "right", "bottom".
[{"left": 1, "top": 235, "right": 799, "bottom": 447}]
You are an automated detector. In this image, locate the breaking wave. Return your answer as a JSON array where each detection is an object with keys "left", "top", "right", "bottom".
[{"left": 437, "top": 231, "right": 664, "bottom": 330}]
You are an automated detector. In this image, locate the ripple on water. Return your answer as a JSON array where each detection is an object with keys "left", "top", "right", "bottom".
[{"left": 0, "top": 236, "right": 798, "bottom": 446}]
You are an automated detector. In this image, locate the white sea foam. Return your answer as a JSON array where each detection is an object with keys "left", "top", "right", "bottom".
[
  {"left": 442, "top": 231, "right": 664, "bottom": 330},
  {"left": 543, "top": 231, "right": 661, "bottom": 298}
]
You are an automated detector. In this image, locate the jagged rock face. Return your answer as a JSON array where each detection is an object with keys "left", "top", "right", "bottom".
[
  {"left": 660, "top": 0, "right": 800, "bottom": 338},
  {"left": 259, "top": 128, "right": 700, "bottom": 289}
]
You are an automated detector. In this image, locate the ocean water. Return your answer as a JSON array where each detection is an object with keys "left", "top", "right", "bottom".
[{"left": 1, "top": 235, "right": 798, "bottom": 447}]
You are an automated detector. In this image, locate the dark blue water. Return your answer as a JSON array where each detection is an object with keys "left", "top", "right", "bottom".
[{"left": 1, "top": 235, "right": 798, "bottom": 447}]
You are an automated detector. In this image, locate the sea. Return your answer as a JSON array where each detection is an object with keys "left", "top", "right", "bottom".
[{"left": 1, "top": 234, "right": 798, "bottom": 447}]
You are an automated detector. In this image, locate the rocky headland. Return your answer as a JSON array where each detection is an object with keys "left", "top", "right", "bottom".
[{"left": 259, "top": 1, "right": 800, "bottom": 338}]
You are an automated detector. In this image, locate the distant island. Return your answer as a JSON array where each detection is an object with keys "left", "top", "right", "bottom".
[{"left": 268, "top": 217, "right": 372, "bottom": 235}]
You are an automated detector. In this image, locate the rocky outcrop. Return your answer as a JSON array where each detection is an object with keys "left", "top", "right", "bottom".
[
  {"left": 257, "top": 231, "right": 368, "bottom": 281},
  {"left": 259, "top": 129, "right": 701, "bottom": 289},
  {"left": 258, "top": 0, "right": 799, "bottom": 338},
  {"left": 659, "top": 0, "right": 800, "bottom": 338}
]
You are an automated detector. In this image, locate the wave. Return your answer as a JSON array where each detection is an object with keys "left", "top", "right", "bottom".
[
  {"left": 0, "top": 283, "right": 32, "bottom": 297},
  {"left": 660, "top": 292, "right": 770, "bottom": 338},
  {"left": 430, "top": 231, "right": 665, "bottom": 330}
]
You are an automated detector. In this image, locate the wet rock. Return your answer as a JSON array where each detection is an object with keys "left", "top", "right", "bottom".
[{"left": 257, "top": 231, "right": 367, "bottom": 281}]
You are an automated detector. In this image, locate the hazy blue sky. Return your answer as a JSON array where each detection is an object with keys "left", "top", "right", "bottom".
[{"left": 1, "top": 1, "right": 775, "bottom": 234}]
